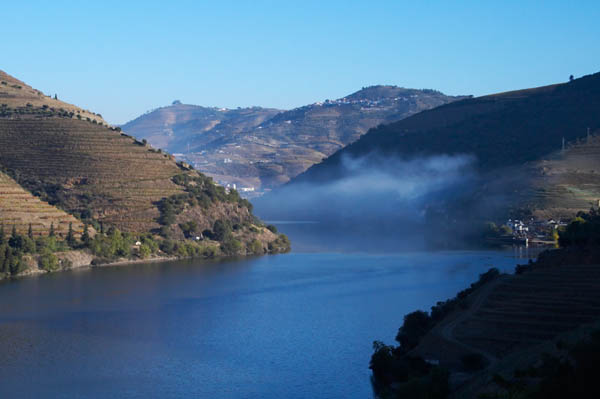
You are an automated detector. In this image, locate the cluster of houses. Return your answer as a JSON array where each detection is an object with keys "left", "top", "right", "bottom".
[
  {"left": 506, "top": 218, "right": 569, "bottom": 244},
  {"left": 313, "top": 95, "right": 410, "bottom": 108}
]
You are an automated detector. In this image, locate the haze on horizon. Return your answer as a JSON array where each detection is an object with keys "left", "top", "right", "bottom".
[{"left": 2, "top": 0, "right": 599, "bottom": 124}]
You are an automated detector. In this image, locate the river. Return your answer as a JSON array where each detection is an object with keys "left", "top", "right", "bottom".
[{"left": 0, "top": 224, "right": 538, "bottom": 398}]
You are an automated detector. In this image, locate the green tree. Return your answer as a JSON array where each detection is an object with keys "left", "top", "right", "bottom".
[
  {"left": 139, "top": 244, "right": 151, "bottom": 259},
  {"left": 8, "top": 226, "right": 24, "bottom": 250},
  {"left": 81, "top": 223, "right": 90, "bottom": 246},
  {"left": 66, "top": 222, "right": 75, "bottom": 247},
  {"left": 158, "top": 201, "right": 176, "bottom": 225},
  {"left": 49, "top": 222, "right": 55, "bottom": 237},
  {"left": 179, "top": 221, "right": 198, "bottom": 238},
  {"left": 0, "top": 245, "right": 7, "bottom": 274},
  {"left": 213, "top": 219, "right": 232, "bottom": 242},
  {"left": 28, "top": 223, "right": 33, "bottom": 239}
]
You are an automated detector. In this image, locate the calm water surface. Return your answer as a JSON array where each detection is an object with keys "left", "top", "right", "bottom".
[{"left": 0, "top": 225, "right": 538, "bottom": 398}]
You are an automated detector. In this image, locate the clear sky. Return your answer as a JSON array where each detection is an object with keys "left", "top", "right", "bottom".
[{"left": 2, "top": 0, "right": 599, "bottom": 124}]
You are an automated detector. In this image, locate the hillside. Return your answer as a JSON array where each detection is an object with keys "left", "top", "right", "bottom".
[
  {"left": 123, "top": 87, "right": 467, "bottom": 191},
  {"left": 371, "top": 252, "right": 600, "bottom": 398},
  {"left": 0, "top": 70, "right": 105, "bottom": 124},
  {"left": 287, "top": 73, "right": 600, "bottom": 220},
  {"left": 0, "top": 171, "right": 84, "bottom": 237},
  {"left": 121, "top": 103, "right": 281, "bottom": 151},
  {"left": 0, "top": 70, "right": 289, "bottom": 266}
]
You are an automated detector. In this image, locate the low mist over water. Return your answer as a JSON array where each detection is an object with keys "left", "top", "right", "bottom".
[{"left": 256, "top": 153, "right": 476, "bottom": 226}]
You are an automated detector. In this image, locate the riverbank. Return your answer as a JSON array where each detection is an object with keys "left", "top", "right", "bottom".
[
  {"left": 370, "top": 244, "right": 600, "bottom": 398},
  {"left": 0, "top": 244, "right": 289, "bottom": 282}
]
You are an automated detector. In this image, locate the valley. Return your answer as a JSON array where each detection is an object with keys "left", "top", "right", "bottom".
[{"left": 122, "top": 86, "right": 468, "bottom": 193}]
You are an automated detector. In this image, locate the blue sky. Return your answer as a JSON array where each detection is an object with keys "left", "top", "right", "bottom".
[{"left": 2, "top": 1, "right": 599, "bottom": 124}]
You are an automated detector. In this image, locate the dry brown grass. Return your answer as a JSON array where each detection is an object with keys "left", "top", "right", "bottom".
[{"left": 0, "top": 70, "right": 105, "bottom": 124}]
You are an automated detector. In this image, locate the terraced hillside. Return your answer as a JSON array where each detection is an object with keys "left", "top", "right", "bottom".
[
  {"left": 0, "top": 171, "right": 83, "bottom": 237},
  {"left": 373, "top": 258, "right": 600, "bottom": 398},
  {"left": 0, "top": 70, "right": 104, "bottom": 124},
  {"left": 525, "top": 133, "right": 600, "bottom": 219},
  {"left": 452, "top": 264, "right": 600, "bottom": 358},
  {"left": 0, "top": 116, "right": 186, "bottom": 232},
  {"left": 0, "top": 70, "right": 287, "bottom": 254}
]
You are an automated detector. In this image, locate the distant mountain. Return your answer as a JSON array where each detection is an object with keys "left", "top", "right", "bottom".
[
  {"left": 279, "top": 72, "right": 600, "bottom": 222},
  {"left": 122, "top": 86, "right": 468, "bottom": 191},
  {"left": 121, "top": 103, "right": 281, "bottom": 152}
]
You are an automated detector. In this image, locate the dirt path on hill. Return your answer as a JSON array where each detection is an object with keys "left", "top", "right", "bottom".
[{"left": 434, "top": 276, "right": 510, "bottom": 366}]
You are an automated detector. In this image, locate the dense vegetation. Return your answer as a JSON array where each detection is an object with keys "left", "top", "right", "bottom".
[
  {"left": 558, "top": 208, "right": 600, "bottom": 247},
  {"left": 0, "top": 69, "right": 290, "bottom": 272},
  {"left": 158, "top": 173, "right": 253, "bottom": 228},
  {"left": 0, "top": 224, "right": 71, "bottom": 276}
]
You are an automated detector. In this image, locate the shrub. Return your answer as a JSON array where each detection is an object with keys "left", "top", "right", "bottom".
[
  {"left": 139, "top": 244, "right": 151, "bottom": 259},
  {"left": 266, "top": 224, "right": 278, "bottom": 234},
  {"left": 179, "top": 221, "right": 198, "bottom": 238},
  {"left": 39, "top": 249, "right": 59, "bottom": 271},
  {"left": 220, "top": 237, "right": 242, "bottom": 255},
  {"left": 248, "top": 239, "right": 263, "bottom": 254},
  {"left": 159, "top": 239, "right": 176, "bottom": 255}
]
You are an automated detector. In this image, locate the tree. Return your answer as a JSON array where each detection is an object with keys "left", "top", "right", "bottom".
[
  {"left": 66, "top": 222, "right": 75, "bottom": 246},
  {"left": 49, "top": 222, "right": 55, "bottom": 237},
  {"left": 81, "top": 223, "right": 90, "bottom": 245},
  {"left": 213, "top": 219, "right": 232, "bottom": 242},
  {"left": 395, "top": 310, "right": 432, "bottom": 351},
  {"left": 0, "top": 225, "right": 4, "bottom": 245},
  {"left": 139, "top": 244, "right": 151, "bottom": 259},
  {"left": 570, "top": 74, "right": 574, "bottom": 82},
  {"left": 179, "top": 221, "right": 198, "bottom": 238},
  {"left": 28, "top": 223, "right": 33, "bottom": 239},
  {"left": 158, "top": 201, "right": 176, "bottom": 226},
  {"left": 9, "top": 226, "right": 23, "bottom": 250}
]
